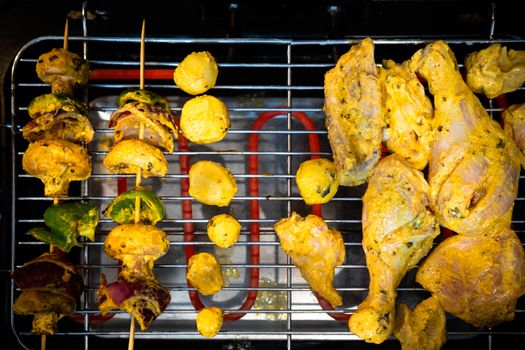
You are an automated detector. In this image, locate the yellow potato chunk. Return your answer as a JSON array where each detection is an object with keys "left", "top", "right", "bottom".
[
  {"left": 196, "top": 306, "right": 224, "bottom": 338},
  {"left": 174, "top": 51, "right": 218, "bottom": 95},
  {"left": 180, "top": 95, "right": 230, "bottom": 144},
  {"left": 189, "top": 160, "right": 237, "bottom": 207},
  {"left": 186, "top": 252, "right": 224, "bottom": 296},
  {"left": 207, "top": 214, "right": 241, "bottom": 248},
  {"left": 296, "top": 158, "right": 339, "bottom": 205}
]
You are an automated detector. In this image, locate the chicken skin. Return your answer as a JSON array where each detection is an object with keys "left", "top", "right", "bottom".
[
  {"left": 323, "top": 38, "right": 384, "bottom": 186},
  {"left": 349, "top": 155, "right": 440, "bottom": 344},
  {"left": 393, "top": 296, "right": 447, "bottom": 350},
  {"left": 274, "top": 212, "right": 345, "bottom": 308},
  {"left": 465, "top": 43, "right": 525, "bottom": 99},
  {"left": 502, "top": 103, "right": 525, "bottom": 167},
  {"left": 380, "top": 60, "right": 434, "bottom": 170},
  {"left": 410, "top": 41, "right": 523, "bottom": 235},
  {"left": 22, "top": 139, "right": 91, "bottom": 197},
  {"left": 417, "top": 228, "right": 525, "bottom": 327}
]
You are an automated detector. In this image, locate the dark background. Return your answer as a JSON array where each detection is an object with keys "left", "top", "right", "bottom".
[{"left": 1, "top": 0, "right": 524, "bottom": 349}]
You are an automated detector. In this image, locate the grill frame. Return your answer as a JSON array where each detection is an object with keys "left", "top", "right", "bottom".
[{"left": 7, "top": 11, "right": 525, "bottom": 350}]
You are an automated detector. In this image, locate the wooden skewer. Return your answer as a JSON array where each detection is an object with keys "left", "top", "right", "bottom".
[
  {"left": 41, "top": 334, "right": 46, "bottom": 350},
  {"left": 63, "top": 18, "right": 69, "bottom": 51},
  {"left": 128, "top": 19, "right": 147, "bottom": 350}
]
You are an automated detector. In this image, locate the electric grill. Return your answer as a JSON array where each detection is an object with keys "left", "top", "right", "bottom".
[{"left": 2, "top": 1, "right": 525, "bottom": 349}]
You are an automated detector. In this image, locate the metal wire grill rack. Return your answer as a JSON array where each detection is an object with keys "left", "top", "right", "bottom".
[{"left": 8, "top": 18, "right": 525, "bottom": 350}]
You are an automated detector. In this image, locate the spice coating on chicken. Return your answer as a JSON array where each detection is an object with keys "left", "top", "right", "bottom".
[
  {"left": 416, "top": 229, "right": 525, "bottom": 327},
  {"left": 274, "top": 212, "right": 345, "bottom": 308},
  {"left": 323, "top": 37, "right": 384, "bottom": 186},
  {"left": 103, "top": 139, "right": 168, "bottom": 178},
  {"left": 22, "top": 139, "right": 91, "bottom": 197},
  {"left": 105, "top": 224, "right": 169, "bottom": 280},
  {"left": 393, "top": 296, "right": 447, "bottom": 350},
  {"left": 36, "top": 48, "right": 89, "bottom": 95},
  {"left": 349, "top": 155, "right": 439, "bottom": 344},
  {"left": 410, "top": 41, "right": 523, "bottom": 235},
  {"left": 465, "top": 43, "right": 525, "bottom": 99},
  {"left": 380, "top": 60, "right": 434, "bottom": 170},
  {"left": 502, "top": 103, "right": 525, "bottom": 168}
]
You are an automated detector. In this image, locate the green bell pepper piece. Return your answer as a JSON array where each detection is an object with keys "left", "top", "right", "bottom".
[
  {"left": 28, "top": 93, "right": 89, "bottom": 119},
  {"left": 103, "top": 186, "right": 165, "bottom": 225},
  {"left": 29, "top": 202, "right": 99, "bottom": 252}
]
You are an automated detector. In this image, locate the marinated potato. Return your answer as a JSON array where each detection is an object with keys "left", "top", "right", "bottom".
[
  {"left": 296, "top": 158, "right": 339, "bottom": 205},
  {"left": 174, "top": 51, "right": 218, "bottom": 95},
  {"left": 207, "top": 214, "right": 241, "bottom": 248},
  {"left": 103, "top": 139, "right": 168, "bottom": 178},
  {"left": 196, "top": 306, "right": 224, "bottom": 338},
  {"left": 180, "top": 95, "right": 230, "bottom": 144},
  {"left": 189, "top": 160, "right": 237, "bottom": 207},
  {"left": 186, "top": 252, "right": 224, "bottom": 295}
]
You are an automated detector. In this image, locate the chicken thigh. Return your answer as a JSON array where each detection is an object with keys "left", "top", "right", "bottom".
[
  {"left": 349, "top": 155, "right": 440, "bottom": 344},
  {"left": 502, "top": 103, "right": 525, "bottom": 168},
  {"left": 417, "top": 228, "right": 525, "bottom": 327},
  {"left": 323, "top": 38, "right": 384, "bottom": 186},
  {"left": 410, "top": 41, "right": 523, "bottom": 235}
]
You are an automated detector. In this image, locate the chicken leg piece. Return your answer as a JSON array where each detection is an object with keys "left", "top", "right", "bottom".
[
  {"left": 465, "top": 43, "right": 525, "bottom": 99},
  {"left": 349, "top": 155, "right": 440, "bottom": 344},
  {"left": 274, "top": 212, "right": 345, "bottom": 308},
  {"left": 323, "top": 38, "right": 384, "bottom": 186},
  {"left": 410, "top": 41, "right": 523, "bottom": 235},
  {"left": 416, "top": 228, "right": 525, "bottom": 327}
]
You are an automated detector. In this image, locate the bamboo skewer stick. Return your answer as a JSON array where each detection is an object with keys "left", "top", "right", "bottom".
[
  {"left": 41, "top": 334, "right": 46, "bottom": 350},
  {"left": 128, "top": 19, "right": 147, "bottom": 350},
  {"left": 63, "top": 18, "right": 69, "bottom": 51}
]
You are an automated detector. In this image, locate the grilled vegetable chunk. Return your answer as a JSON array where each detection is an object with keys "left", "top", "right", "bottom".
[
  {"left": 180, "top": 95, "right": 230, "bottom": 144},
  {"left": 196, "top": 306, "right": 224, "bottom": 338},
  {"left": 103, "top": 139, "right": 168, "bottom": 178},
  {"left": 28, "top": 93, "right": 89, "bottom": 119},
  {"left": 174, "top": 51, "right": 218, "bottom": 95},
  {"left": 104, "top": 186, "right": 165, "bottom": 225},
  {"left": 207, "top": 213, "right": 241, "bottom": 248},
  {"left": 104, "top": 224, "right": 170, "bottom": 280},
  {"left": 188, "top": 160, "right": 237, "bottom": 207},
  {"left": 22, "top": 110, "right": 94, "bottom": 144},
  {"left": 29, "top": 202, "right": 99, "bottom": 252},
  {"left": 109, "top": 102, "right": 177, "bottom": 152},
  {"left": 98, "top": 274, "right": 171, "bottom": 331},
  {"left": 117, "top": 88, "right": 171, "bottom": 112},
  {"left": 22, "top": 139, "right": 91, "bottom": 197},
  {"left": 296, "top": 158, "right": 339, "bottom": 205},
  {"left": 36, "top": 48, "right": 89, "bottom": 95},
  {"left": 12, "top": 253, "right": 84, "bottom": 335},
  {"left": 186, "top": 252, "right": 224, "bottom": 296}
]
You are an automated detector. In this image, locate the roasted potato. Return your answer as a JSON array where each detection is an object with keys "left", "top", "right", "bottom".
[
  {"left": 180, "top": 95, "right": 230, "bottom": 144},
  {"left": 174, "top": 51, "right": 218, "bottom": 95},
  {"left": 186, "top": 252, "right": 224, "bottom": 295},
  {"left": 196, "top": 306, "right": 224, "bottom": 338},
  {"left": 189, "top": 160, "right": 237, "bottom": 207},
  {"left": 296, "top": 158, "right": 339, "bottom": 205},
  {"left": 207, "top": 214, "right": 241, "bottom": 248}
]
